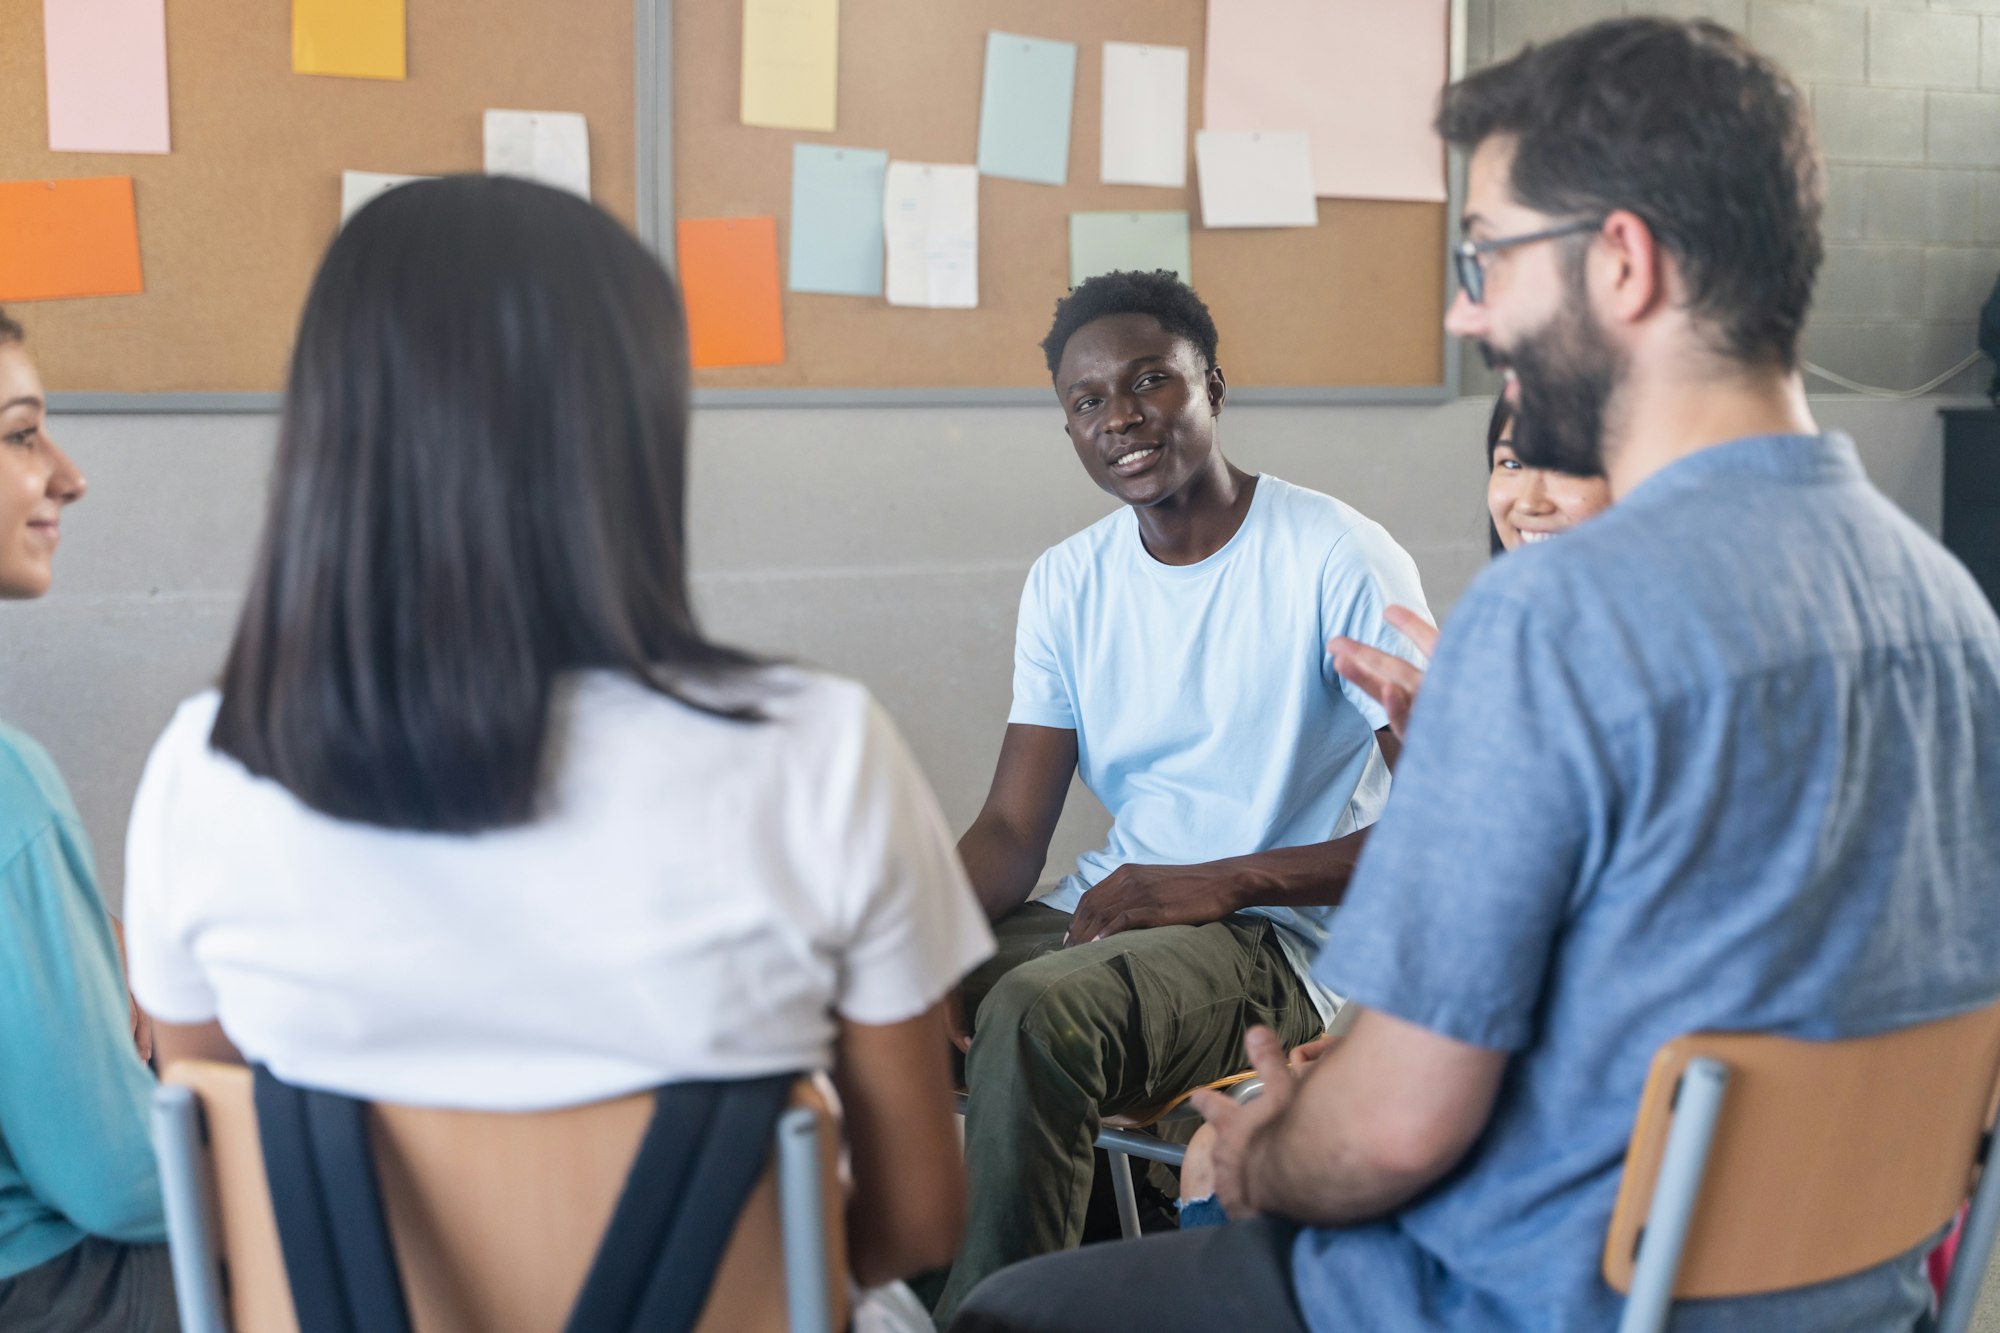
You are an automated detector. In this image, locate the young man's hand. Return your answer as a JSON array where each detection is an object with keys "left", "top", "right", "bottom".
[{"left": 1063, "top": 861, "right": 1246, "bottom": 944}]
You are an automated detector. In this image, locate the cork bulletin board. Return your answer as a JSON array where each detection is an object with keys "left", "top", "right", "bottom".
[
  {"left": 0, "top": 0, "right": 638, "bottom": 397},
  {"left": 674, "top": 1, "right": 1452, "bottom": 394}
]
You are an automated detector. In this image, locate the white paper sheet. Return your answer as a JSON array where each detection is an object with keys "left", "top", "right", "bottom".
[
  {"left": 340, "top": 170, "right": 430, "bottom": 225},
  {"left": 1194, "top": 130, "right": 1317, "bottom": 228},
  {"left": 1100, "top": 43, "right": 1187, "bottom": 189},
  {"left": 484, "top": 110, "right": 591, "bottom": 201},
  {"left": 883, "top": 162, "right": 978, "bottom": 309}
]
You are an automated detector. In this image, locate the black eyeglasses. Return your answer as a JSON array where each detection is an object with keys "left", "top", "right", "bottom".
[{"left": 1453, "top": 218, "right": 1605, "bottom": 305}]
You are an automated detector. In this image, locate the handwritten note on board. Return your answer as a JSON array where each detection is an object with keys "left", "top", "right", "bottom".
[
  {"left": 789, "top": 145, "right": 888, "bottom": 297},
  {"left": 484, "top": 111, "right": 591, "bottom": 202},
  {"left": 677, "top": 218, "right": 787, "bottom": 369},
  {"left": 1070, "top": 212, "right": 1192, "bottom": 288},
  {"left": 44, "top": 0, "right": 171, "bottom": 154},
  {"left": 0, "top": 178, "right": 144, "bottom": 302},
  {"left": 741, "top": 0, "right": 839, "bottom": 132},
  {"left": 293, "top": 0, "right": 406, "bottom": 80},
  {"left": 977, "top": 32, "right": 1077, "bottom": 187},
  {"left": 883, "top": 163, "right": 978, "bottom": 309},
  {"left": 1101, "top": 44, "right": 1187, "bottom": 189},
  {"left": 1205, "top": 0, "right": 1446, "bottom": 202}
]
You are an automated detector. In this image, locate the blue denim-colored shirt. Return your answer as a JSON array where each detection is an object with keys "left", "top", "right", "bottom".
[
  {"left": 1298, "top": 434, "right": 2000, "bottom": 1332},
  {"left": 0, "top": 723, "right": 164, "bottom": 1279}
]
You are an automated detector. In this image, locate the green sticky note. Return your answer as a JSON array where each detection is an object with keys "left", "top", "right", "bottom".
[{"left": 1069, "top": 211, "right": 1192, "bottom": 289}]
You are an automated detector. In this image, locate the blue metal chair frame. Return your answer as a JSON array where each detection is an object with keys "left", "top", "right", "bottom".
[{"left": 954, "top": 1079, "right": 1264, "bottom": 1241}]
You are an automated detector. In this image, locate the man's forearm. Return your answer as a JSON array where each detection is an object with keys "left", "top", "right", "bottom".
[
  {"left": 958, "top": 818, "right": 1047, "bottom": 922},
  {"left": 1209, "top": 825, "right": 1372, "bottom": 912}
]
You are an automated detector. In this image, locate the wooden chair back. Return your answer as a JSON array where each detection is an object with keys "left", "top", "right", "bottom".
[
  {"left": 1603, "top": 999, "right": 2000, "bottom": 1298},
  {"left": 164, "top": 1061, "right": 849, "bottom": 1332}
]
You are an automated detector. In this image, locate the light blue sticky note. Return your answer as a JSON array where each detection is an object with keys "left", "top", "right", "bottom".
[
  {"left": 978, "top": 31, "right": 1077, "bottom": 186},
  {"left": 1069, "top": 211, "right": 1192, "bottom": 288},
  {"left": 789, "top": 144, "right": 890, "bottom": 296}
]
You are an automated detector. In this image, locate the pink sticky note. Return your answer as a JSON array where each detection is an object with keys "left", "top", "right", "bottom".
[
  {"left": 1206, "top": 0, "right": 1446, "bottom": 203},
  {"left": 44, "top": 0, "right": 172, "bottom": 155}
]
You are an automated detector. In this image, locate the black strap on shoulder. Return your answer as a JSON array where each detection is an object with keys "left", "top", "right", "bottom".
[
  {"left": 564, "top": 1072, "right": 798, "bottom": 1333},
  {"left": 251, "top": 1065, "right": 801, "bottom": 1333},
  {"left": 251, "top": 1065, "right": 414, "bottom": 1333}
]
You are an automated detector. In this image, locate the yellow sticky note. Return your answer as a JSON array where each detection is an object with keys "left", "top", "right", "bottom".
[
  {"left": 294, "top": 0, "right": 406, "bottom": 81},
  {"left": 741, "top": 0, "right": 838, "bottom": 132}
]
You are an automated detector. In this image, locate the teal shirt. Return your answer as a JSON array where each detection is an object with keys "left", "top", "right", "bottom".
[{"left": 0, "top": 723, "right": 164, "bottom": 1280}]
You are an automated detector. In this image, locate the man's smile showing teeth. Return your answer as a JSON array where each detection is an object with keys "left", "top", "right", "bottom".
[{"left": 1110, "top": 445, "right": 1160, "bottom": 473}]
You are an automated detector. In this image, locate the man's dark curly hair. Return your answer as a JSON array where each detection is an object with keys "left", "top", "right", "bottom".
[{"left": 1040, "top": 270, "right": 1220, "bottom": 381}]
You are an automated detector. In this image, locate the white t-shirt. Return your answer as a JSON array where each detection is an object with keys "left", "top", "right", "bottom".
[{"left": 125, "top": 668, "right": 994, "bottom": 1111}]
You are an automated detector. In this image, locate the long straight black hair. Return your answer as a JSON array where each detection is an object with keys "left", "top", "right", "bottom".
[{"left": 211, "top": 176, "right": 761, "bottom": 833}]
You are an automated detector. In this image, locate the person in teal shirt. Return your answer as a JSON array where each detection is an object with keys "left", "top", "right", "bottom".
[{"left": 0, "top": 308, "right": 177, "bottom": 1332}]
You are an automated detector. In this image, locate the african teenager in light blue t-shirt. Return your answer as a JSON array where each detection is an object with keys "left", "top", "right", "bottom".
[{"left": 935, "top": 271, "right": 1428, "bottom": 1325}]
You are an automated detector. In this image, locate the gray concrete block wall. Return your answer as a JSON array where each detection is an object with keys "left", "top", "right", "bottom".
[
  {"left": 0, "top": 394, "right": 1951, "bottom": 918},
  {"left": 1472, "top": 0, "right": 2000, "bottom": 397}
]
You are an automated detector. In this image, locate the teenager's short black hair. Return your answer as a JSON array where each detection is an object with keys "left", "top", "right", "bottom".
[
  {"left": 1040, "top": 270, "right": 1220, "bottom": 380},
  {"left": 1438, "top": 18, "right": 1822, "bottom": 369}
]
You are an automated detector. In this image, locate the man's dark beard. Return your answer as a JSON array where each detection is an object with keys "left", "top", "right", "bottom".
[{"left": 1485, "top": 297, "right": 1621, "bottom": 478}]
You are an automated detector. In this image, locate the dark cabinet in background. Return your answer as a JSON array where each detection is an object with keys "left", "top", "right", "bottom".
[{"left": 1944, "top": 409, "right": 2000, "bottom": 613}]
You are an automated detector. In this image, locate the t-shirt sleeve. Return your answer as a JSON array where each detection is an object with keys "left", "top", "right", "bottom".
[
  {"left": 0, "top": 822, "right": 165, "bottom": 1242},
  {"left": 1007, "top": 555, "right": 1076, "bottom": 730},
  {"left": 1320, "top": 520, "right": 1435, "bottom": 732},
  {"left": 124, "top": 701, "right": 220, "bottom": 1025},
  {"left": 1314, "top": 585, "right": 1605, "bottom": 1052},
  {"left": 830, "top": 696, "right": 996, "bottom": 1026}
]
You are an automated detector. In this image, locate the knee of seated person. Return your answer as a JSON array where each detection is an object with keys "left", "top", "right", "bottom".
[{"left": 967, "top": 962, "right": 1118, "bottom": 1070}]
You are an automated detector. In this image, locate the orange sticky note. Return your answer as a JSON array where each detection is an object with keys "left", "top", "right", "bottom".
[
  {"left": 0, "top": 177, "right": 144, "bottom": 302},
  {"left": 677, "top": 217, "right": 786, "bottom": 370}
]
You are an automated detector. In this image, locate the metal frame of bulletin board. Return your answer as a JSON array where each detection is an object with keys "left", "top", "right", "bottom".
[{"left": 51, "top": 0, "right": 1466, "bottom": 414}]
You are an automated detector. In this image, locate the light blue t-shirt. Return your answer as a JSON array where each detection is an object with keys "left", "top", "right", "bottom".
[
  {"left": 0, "top": 723, "right": 165, "bottom": 1280},
  {"left": 1011, "top": 474, "right": 1430, "bottom": 1015},
  {"left": 1298, "top": 435, "right": 2000, "bottom": 1332}
]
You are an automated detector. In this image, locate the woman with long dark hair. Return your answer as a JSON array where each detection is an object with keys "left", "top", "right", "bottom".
[{"left": 123, "top": 177, "right": 991, "bottom": 1294}]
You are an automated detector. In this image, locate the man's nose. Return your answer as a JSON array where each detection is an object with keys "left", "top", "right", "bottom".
[{"left": 1444, "top": 287, "right": 1487, "bottom": 341}]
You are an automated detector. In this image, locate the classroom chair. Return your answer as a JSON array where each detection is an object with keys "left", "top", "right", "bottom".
[
  {"left": 150, "top": 1060, "right": 848, "bottom": 1333},
  {"left": 1602, "top": 998, "right": 2000, "bottom": 1333},
  {"left": 1096, "top": 1071, "right": 1263, "bottom": 1239},
  {"left": 951, "top": 1070, "right": 1264, "bottom": 1242}
]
